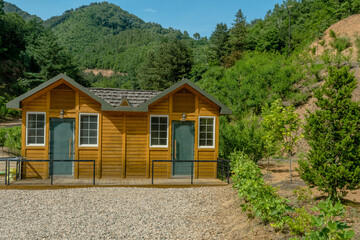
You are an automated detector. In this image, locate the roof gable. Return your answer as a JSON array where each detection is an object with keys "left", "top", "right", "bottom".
[{"left": 7, "top": 74, "right": 232, "bottom": 115}]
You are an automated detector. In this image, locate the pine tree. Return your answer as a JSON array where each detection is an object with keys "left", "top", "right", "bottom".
[
  {"left": 298, "top": 67, "right": 360, "bottom": 201},
  {"left": 229, "top": 9, "right": 247, "bottom": 52},
  {"left": 209, "top": 23, "right": 230, "bottom": 65},
  {"left": 138, "top": 39, "right": 193, "bottom": 90}
]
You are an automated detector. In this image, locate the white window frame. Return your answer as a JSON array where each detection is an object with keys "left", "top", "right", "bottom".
[
  {"left": 149, "top": 115, "right": 169, "bottom": 148},
  {"left": 26, "top": 111, "right": 46, "bottom": 147},
  {"left": 198, "top": 116, "right": 216, "bottom": 149},
  {"left": 78, "top": 113, "right": 99, "bottom": 147}
]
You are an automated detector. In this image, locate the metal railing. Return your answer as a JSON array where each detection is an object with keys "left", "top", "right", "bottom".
[
  {"left": 151, "top": 158, "right": 230, "bottom": 185},
  {"left": 0, "top": 158, "right": 96, "bottom": 186}
]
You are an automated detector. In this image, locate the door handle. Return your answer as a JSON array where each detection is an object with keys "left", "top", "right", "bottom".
[
  {"left": 174, "top": 140, "right": 176, "bottom": 160},
  {"left": 69, "top": 138, "right": 71, "bottom": 158}
]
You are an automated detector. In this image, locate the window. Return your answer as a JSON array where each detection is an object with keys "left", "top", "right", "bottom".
[
  {"left": 199, "top": 116, "right": 215, "bottom": 148},
  {"left": 79, "top": 113, "right": 98, "bottom": 146},
  {"left": 26, "top": 112, "right": 46, "bottom": 146},
  {"left": 150, "top": 115, "right": 168, "bottom": 147}
]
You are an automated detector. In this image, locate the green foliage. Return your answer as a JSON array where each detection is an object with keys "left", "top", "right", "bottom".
[
  {"left": 355, "top": 36, "right": 360, "bottom": 62},
  {"left": 298, "top": 67, "right": 360, "bottom": 201},
  {"left": 3, "top": 2, "right": 41, "bottom": 21},
  {"left": 138, "top": 39, "right": 193, "bottom": 90},
  {"left": 262, "top": 99, "right": 302, "bottom": 157},
  {"left": 209, "top": 23, "right": 231, "bottom": 66},
  {"left": 287, "top": 207, "right": 313, "bottom": 236},
  {"left": 219, "top": 114, "right": 265, "bottom": 162},
  {"left": 230, "top": 151, "right": 291, "bottom": 229},
  {"left": 246, "top": 0, "right": 360, "bottom": 53},
  {"left": 0, "top": 127, "right": 6, "bottom": 148},
  {"left": 302, "top": 199, "right": 355, "bottom": 240},
  {"left": 198, "top": 52, "right": 305, "bottom": 116},
  {"left": 1, "top": 126, "right": 21, "bottom": 155},
  {"left": 293, "top": 186, "right": 313, "bottom": 203}
]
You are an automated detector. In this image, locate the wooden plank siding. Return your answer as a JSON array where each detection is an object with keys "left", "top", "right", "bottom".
[{"left": 19, "top": 80, "right": 221, "bottom": 180}]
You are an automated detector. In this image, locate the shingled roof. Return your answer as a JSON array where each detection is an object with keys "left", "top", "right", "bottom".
[{"left": 89, "top": 88, "right": 161, "bottom": 107}]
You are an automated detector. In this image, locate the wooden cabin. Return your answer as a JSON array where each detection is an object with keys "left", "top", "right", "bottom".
[{"left": 7, "top": 74, "right": 232, "bottom": 179}]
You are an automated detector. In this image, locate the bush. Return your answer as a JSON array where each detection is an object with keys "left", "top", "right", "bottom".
[
  {"left": 287, "top": 207, "right": 313, "bottom": 236},
  {"left": 291, "top": 198, "right": 355, "bottom": 240},
  {"left": 230, "top": 151, "right": 291, "bottom": 229},
  {"left": 0, "top": 128, "right": 6, "bottom": 148},
  {"left": 220, "top": 114, "right": 265, "bottom": 163},
  {"left": 3, "top": 127, "right": 21, "bottom": 155}
]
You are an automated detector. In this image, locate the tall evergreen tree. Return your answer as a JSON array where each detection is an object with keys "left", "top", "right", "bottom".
[
  {"left": 229, "top": 9, "right": 247, "bottom": 52},
  {"left": 298, "top": 67, "right": 360, "bottom": 201},
  {"left": 138, "top": 39, "right": 193, "bottom": 90},
  {"left": 209, "top": 23, "right": 230, "bottom": 65}
]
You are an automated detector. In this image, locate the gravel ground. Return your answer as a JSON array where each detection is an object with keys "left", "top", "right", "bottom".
[{"left": 0, "top": 187, "right": 232, "bottom": 240}]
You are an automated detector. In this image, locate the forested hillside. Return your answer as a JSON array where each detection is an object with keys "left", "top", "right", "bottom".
[{"left": 1, "top": 0, "right": 360, "bottom": 159}]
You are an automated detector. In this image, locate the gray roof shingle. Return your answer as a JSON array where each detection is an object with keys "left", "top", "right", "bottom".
[{"left": 88, "top": 88, "right": 161, "bottom": 107}]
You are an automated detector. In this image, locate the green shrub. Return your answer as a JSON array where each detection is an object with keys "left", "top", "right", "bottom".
[
  {"left": 230, "top": 151, "right": 291, "bottom": 229},
  {"left": 4, "top": 127, "right": 21, "bottom": 155},
  {"left": 299, "top": 199, "right": 354, "bottom": 240},
  {"left": 293, "top": 187, "right": 313, "bottom": 203},
  {"left": 0, "top": 128, "right": 6, "bottom": 148},
  {"left": 287, "top": 207, "right": 313, "bottom": 236},
  {"left": 220, "top": 114, "right": 265, "bottom": 163}
]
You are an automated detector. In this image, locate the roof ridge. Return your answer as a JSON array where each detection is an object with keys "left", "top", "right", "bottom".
[{"left": 88, "top": 87, "right": 161, "bottom": 92}]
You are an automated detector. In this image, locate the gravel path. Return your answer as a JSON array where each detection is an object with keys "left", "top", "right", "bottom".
[{"left": 0, "top": 187, "right": 233, "bottom": 239}]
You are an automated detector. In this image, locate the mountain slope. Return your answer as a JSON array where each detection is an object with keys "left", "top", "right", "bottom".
[
  {"left": 4, "top": 1, "right": 41, "bottom": 21},
  {"left": 42, "top": 2, "right": 191, "bottom": 75}
]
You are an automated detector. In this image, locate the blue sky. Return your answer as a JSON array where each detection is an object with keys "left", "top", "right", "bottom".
[{"left": 6, "top": 0, "right": 283, "bottom": 37}]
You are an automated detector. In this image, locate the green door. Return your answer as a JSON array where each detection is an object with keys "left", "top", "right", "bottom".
[
  {"left": 172, "top": 121, "right": 195, "bottom": 176},
  {"left": 50, "top": 118, "right": 74, "bottom": 175}
]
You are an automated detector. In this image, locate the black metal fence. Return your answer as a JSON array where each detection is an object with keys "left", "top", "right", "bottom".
[
  {"left": 151, "top": 158, "right": 230, "bottom": 184},
  {"left": 0, "top": 158, "right": 96, "bottom": 186}
]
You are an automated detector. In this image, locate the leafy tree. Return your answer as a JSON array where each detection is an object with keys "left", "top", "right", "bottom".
[
  {"left": 298, "top": 67, "right": 360, "bottom": 201},
  {"left": 193, "top": 32, "right": 200, "bottom": 40},
  {"left": 261, "top": 99, "right": 302, "bottom": 180},
  {"left": 138, "top": 39, "right": 193, "bottom": 90},
  {"left": 261, "top": 100, "right": 283, "bottom": 173}
]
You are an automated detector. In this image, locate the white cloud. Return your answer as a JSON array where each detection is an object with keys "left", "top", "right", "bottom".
[{"left": 143, "top": 8, "right": 157, "bottom": 13}]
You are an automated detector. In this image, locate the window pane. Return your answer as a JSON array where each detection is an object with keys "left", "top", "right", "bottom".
[
  {"left": 36, "top": 137, "right": 44, "bottom": 144},
  {"left": 151, "top": 138, "right": 158, "bottom": 146},
  {"left": 207, "top": 126, "right": 213, "bottom": 132},
  {"left": 37, "top": 114, "right": 45, "bottom": 121},
  {"left": 199, "top": 117, "right": 214, "bottom": 147},
  {"left": 81, "top": 129, "right": 89, "bottom": 137},
  {"left": 28, "top": 137, "right": 36, "bottom": 144},
  {"left": 28, "top": 114, "right": 36, "bottom": 121},
  {"left": 160, "top": 117, "right": 167, "bottom": 124},
  {"left": 207, "top": 139, "right": 213, "bottom": 146},
  {"left": 37, "top": 129, "right": 44, "bottom": 136},
  {"left": 81, "top": 122, "right": 88, "bottom": 129},
  {"left": 207, "top": 118, "right": 214, "bottom": 125},
  {"left": 89, "top": 137, "right": 97, "bottom": 145},
  {"left": 28, "top": 129, "right": 36, "bottom": 136},
  {"left": 90, "top": 123, "right": 97, "bottom": 130},
  {"left": 199, "top": 140, "right": 206, "bottom": 146},
  {"left": 151, "top": 117, "right": 158, "bottom": 124},
  {"left": 200, "top": 133, "right": 206, "bottom": 139},
  {"left": 159, "top": 124, "right": 167, "bottom": 131},
  {"left": 151, "top": 131, "right": 159, "bottom": 138},
  {"left": 80, "top": 137, "right": 88, "bottom": 145},
  {"left": 200, "top": 118, "right": 206, "bottom": 124},
  {"left": 89, "top": 130, "right": 97, "bottom": 137},
  {"left": 28, "top": 122, "right": 36, "bottom": 128},
  {"left": 151, "top": 124, "right": 159, "bottom": 131},
  {"left": 159, "top": 138, "right": 167, "bottom": 145},
  {"left": 90, "top": 116, "right": 97, "bottom": 122},
  {"left": 82, "top": 115, "right": 89, "bottom": 122},
  {"left": 160, "top": 131, "right": 167, "bottom": 138}
]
